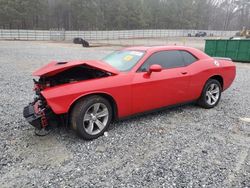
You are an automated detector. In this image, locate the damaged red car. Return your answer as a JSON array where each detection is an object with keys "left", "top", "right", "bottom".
[{"left": 23, "top": 46, "right": 236, "bottom": 140}]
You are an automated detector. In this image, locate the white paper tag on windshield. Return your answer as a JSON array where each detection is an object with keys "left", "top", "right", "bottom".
[{"left": 130, "top": 51, "right": 143, "bottom": 56}]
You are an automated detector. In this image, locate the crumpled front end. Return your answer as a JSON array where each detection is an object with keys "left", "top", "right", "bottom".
[
  {"left": 23, "top": 81, "right": 58, "bottom": 130},
  {"left": 23, "top": 61, "right": 116, "bottom": 130}
]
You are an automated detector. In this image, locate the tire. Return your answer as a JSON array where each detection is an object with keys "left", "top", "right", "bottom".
[
  {"left": 71, "top": 95, "right": 112, "bottom": 140},
  {"left": 82, "top": 40, "right": 89, "bottom": 47},
  {"left": 73, "top": 37, "right": 83, "bottom": 44},
  {"left": 198, "top": 79, "right": 222, "bottom": 109}
]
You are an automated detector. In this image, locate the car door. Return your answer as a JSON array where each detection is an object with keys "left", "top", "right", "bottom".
[
  {"left": 179, "top": 50, "right": 200, "bottom": 100},
  {"left": 131, "top": 50, "right": 191, "bottom": 114}
]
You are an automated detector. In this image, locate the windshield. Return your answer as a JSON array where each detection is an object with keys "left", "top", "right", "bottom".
[{"left": 102, "top": 50, "right": 145, "bottom": 72}]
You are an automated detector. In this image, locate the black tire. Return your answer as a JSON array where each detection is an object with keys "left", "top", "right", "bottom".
[
  {"left": 82, "top": 40, "right": 89, "bottom": 47},
  {"left": 198, "top": 79, "right": 222, "bottom": 109},
  {"left": 71, "top": 95, "right": 112, "bottom": 140},
  {"left": 73, "top": 37, "right": 83, "bottom": 44}
]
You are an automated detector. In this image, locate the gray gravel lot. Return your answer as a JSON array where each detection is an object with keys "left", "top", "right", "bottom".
[{"left": 0, "top": 41, "right": 249, "bottom": 188}]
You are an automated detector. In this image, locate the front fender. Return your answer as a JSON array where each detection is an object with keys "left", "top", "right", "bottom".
[
  {"left": 41, "top": 75, "right": 133, "bottom": 117},
  {"left": 42, "top": 89, "right": 117, "bottom": 115},
  {"left": 41, "top": 90, "right": 80, "bottom": 114}
]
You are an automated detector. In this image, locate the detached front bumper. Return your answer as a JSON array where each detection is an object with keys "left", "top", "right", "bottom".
[
  {"left": 23, "top": 103, "right": 58, "bottom": 129},
  {"left": 23, "top": 104, "right": 44, "bottom": 129}
]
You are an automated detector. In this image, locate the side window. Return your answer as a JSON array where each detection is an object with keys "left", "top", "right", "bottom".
[
  {"left": 139, "top": 51, "right": 185, "bottom": 72},
  {"left": 180, "top": 51, "right": 198, "bottom": 66}
]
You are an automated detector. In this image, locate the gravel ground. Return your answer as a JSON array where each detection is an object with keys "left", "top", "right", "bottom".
[{"left": 0, "top": 41, "right": 249, "bottom": 188}]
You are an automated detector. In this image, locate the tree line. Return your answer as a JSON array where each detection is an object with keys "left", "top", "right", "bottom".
[{"left": 0, "top": 0, "right": 249, "bottom": 30}]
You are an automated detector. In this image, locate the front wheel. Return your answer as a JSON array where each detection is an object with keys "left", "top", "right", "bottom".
[
  {"left": 71, "top": 95, "right": 112, "bottom": 140},
  {"left": 198, "top": 79, "right": 222, "bottom": 109}
]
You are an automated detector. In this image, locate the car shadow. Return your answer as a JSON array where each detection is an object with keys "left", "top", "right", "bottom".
[{"left": 48, "top": 102, "right": 198, "bottom": 141}]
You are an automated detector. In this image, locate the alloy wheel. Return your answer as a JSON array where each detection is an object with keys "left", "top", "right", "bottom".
[
  {"left": 205, "top": 83, "right": 220, "bottom": 105},
  {"left": 83, "top": 103, "right": 109, "bottom": 135}
]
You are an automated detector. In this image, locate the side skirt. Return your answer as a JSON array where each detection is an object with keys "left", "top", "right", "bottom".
[{"left": 117, "top": 100, "right": 197, "bottom": 122}]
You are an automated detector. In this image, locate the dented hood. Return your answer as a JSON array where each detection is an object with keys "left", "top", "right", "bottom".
[{"left": 33, "top": 60, "right": 119, "bottom": 77}]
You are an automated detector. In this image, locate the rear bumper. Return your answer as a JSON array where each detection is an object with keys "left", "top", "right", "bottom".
[{"left": 23, "top": 104, "right": 43, "bottom": 129}]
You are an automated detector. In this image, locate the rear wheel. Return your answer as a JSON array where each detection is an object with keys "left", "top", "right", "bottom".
[
  {"left": 198, "top": 79, "right": 222, "bottom": 109},
  {"left": 71, "top": 95, "right": 112, "bottom": 140}
]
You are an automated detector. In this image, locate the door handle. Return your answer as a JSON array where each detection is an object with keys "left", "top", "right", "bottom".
[{"left": 181, "top": 72, "right": 188, "bottom": 75}]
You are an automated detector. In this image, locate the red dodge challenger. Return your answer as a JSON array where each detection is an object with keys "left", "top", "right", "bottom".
[{"left": 23, "top": 46, "right": 236, "bottom": 140}]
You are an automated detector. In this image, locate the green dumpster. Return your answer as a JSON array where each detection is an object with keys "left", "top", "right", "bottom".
[{"left": 205, "top": 39, "right": 250, "bottom": 62}]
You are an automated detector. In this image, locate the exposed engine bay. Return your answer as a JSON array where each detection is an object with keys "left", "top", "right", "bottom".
[{"left": 35, "top": 65, "right": 110, "bottom": 89}]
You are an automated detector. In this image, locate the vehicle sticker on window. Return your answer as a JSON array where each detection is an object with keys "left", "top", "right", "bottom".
[
  {"left": 123, "top": 55, "right": 134, "bottom": 61},
  {"left": 130, "top": 51, "right": 144, "bottom": 56}
]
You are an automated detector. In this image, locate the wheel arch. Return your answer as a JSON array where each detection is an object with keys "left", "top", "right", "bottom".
[
  {"left": 208, "top": 75, "right": 224, "bottom": 89},
  {"left": 68, "top": 92, "right": 118, "bottom": 122},
  {"left": 199, "top": 75, "right": 224, "bottom": 98}
]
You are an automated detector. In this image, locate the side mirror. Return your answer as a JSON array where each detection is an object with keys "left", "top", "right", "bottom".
[{"left": 148, "top": 64, "right": 162, "bottom": 74}]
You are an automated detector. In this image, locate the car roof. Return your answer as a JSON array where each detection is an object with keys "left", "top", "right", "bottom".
[
  {"left": 125, "top": 45, "right": 196, "bottom": 52},
  {"left": 124, "top": 45, "right": 210, "bottom": 59}
]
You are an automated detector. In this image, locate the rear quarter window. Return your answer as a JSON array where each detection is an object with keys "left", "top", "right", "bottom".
[{"left": 180, "top": 51, "right": 198, "bottom": 66}]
